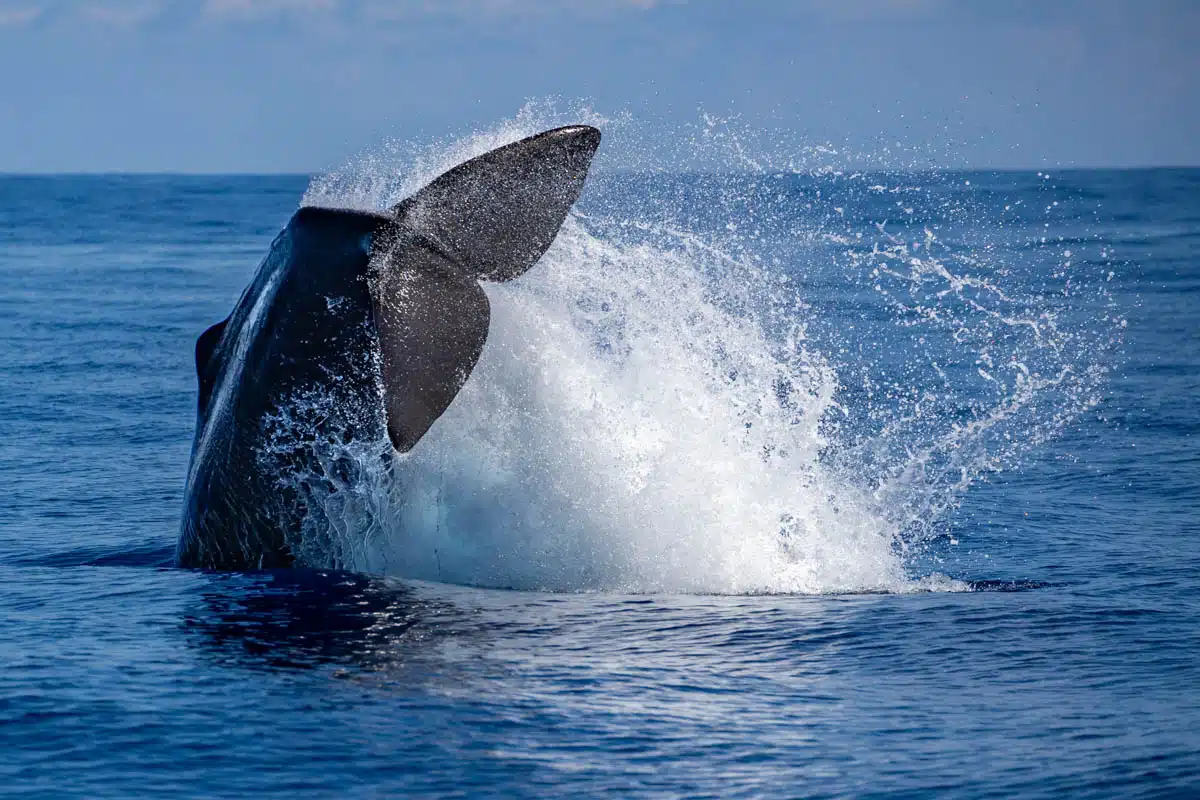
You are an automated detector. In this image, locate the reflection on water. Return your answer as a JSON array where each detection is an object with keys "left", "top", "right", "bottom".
[
  {"left": 183, "top": 570, "right": 456, "bottom": 672},
  {"left": 180, "top": 566, "right": 1052, "bottom": 677}
]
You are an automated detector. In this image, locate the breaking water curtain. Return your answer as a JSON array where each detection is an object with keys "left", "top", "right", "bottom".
[{"left": 286, "top": 103, "right": 1120, "bottom": 594}]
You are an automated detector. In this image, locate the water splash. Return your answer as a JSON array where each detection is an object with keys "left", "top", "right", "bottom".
[
  {"left": 275, "top": 104, "right": 1117, "bottom": 594},
  {"left": 303, "top": 101, "right": 611, "bottom": 212}
]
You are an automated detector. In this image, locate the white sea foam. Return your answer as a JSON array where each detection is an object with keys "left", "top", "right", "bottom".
[{"left": 279, "top": 103, "right": 1114, "bottom": 594}]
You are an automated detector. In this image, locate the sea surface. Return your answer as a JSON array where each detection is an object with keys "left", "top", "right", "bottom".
[{"left": 1, "top": 135, "right": 1198, "bottom": 796}]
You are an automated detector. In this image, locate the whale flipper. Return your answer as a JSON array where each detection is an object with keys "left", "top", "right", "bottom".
[
  {"left": 195, "top": 318, "right": 228, "bottom": 414},
  {"left": 373, "top": 125, "right": 601, "bottom": 451}
]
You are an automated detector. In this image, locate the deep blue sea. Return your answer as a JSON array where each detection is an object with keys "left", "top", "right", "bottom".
[{"left": 1, "top": 149, "right": 1198, "bottom": 796}]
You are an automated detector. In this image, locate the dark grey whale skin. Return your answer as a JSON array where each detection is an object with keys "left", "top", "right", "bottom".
[{"left": 178, "top": 126, "right": 601, "bottom": 570}]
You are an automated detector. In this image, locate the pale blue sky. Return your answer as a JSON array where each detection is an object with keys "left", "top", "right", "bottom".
[{"left": 0, "top": 0, "right": 1196, "bottom": 172}]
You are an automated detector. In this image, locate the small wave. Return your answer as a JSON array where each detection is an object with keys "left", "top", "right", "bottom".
[{"left": 8, "top": 542, "right": 176, "bottom": 569}]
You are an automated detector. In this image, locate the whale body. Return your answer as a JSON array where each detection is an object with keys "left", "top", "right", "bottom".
[{"left": 179, "top": 126, "right": 601, "bottom": 569}]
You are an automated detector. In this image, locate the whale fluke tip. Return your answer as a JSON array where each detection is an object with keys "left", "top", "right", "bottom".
[{"left": 389, "top": 124, "right": 602, "bottom": 283}]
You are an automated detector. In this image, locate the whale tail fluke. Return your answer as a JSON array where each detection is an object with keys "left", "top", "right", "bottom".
[{"left": 372, "top": 125, "right": 602, "bottom": 452}]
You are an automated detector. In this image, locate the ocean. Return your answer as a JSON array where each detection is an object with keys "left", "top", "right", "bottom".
[{"left": 1, "top": 124, "right": 1198, "bottom": 796}]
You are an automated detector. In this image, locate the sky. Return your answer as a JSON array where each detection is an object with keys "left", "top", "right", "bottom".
[{"left": 0, "top": 0, "right": 1196, "bottom": 172}]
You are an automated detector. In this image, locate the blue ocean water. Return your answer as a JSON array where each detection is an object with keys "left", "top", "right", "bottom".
[{"left": 1, "top": 154, "right": 1198, "bottom": 796}]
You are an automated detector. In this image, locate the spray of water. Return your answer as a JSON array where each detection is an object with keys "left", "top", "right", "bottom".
[{"left": 273, "top": 102, "right": 1116, "bottom": 594}]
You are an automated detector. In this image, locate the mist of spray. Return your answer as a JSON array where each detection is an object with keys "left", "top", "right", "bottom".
[{"left": 277, "top": 102, "right": 1116, "bottom": 594}]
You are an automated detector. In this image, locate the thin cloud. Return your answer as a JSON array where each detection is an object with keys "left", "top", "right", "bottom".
[
  {"left": 202, "top": 0, "right": 338, "bottom": 21},
  {"left": 806, "top": 0, "right": 947, "bottom": 21},
  {"left": 207, "top": 0, "right": 658, "bottom": 23},
  {"left": 0, "top": 5, "right": 42, "bottom": 25},
  {"left": 80, "top": 2, "right": 163, "bottom": 25},
  {"left": 2, "top": 0, "right": 661, "bottom": 30}
]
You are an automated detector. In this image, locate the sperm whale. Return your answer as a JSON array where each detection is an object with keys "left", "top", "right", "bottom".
[{"left": 179, "top": 126, "right": 601, "bottom": 569}]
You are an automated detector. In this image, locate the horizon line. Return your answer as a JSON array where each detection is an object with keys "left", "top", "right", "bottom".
[{"left": 2, "top": 164, "right": 1199, "bottom": 178}]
